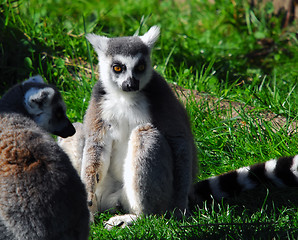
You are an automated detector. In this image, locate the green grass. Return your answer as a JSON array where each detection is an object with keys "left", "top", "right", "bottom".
[{"left": 1, "top": 0, "right": 298, "bottom": 239}]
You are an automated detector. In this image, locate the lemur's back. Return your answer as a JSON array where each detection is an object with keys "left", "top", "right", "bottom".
[
  {"left": 0, "top": 117, "right": 88, "bottom": 239},
  {"left": 0, "top": 76, "right": 89, "bottom": 240}
]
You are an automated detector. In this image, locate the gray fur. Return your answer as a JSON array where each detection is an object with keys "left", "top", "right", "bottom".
[
  {"left": 87, "top": 34, "right": 150, "bottom": 57},
  {"left": 106, "top": 37, "right": 149, "bottom": 56},
  {"left": 58, "top": 122, "right": 85, "bottom": 174},
  {"left": 22, "top": 75, "right": 44, "bottom": 84},
  {"left": 0, "top": 76, "right": 89, "bottom": 239}
]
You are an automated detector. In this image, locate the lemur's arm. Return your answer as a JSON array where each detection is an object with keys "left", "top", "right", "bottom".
[{"left": 81, "top": 99, "right": 112, "bottom": 211}]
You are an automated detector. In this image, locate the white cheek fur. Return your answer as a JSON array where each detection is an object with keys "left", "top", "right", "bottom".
[{"left": 99, "top": 54, "right": 152, "bottom": 93}]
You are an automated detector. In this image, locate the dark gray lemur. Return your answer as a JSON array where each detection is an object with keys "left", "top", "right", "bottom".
[{"left": 0, "top": 76, "right": 89, "bottom": 240}]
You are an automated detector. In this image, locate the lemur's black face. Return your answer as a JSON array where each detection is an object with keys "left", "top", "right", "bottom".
[
  {"left": 109, "top": 54, "right": 150, "bottom": 92},
  {"left": 23, "top": 83, "right": 75, "bottom": 138},
  {"left": 49, "top": 100, "right": 76, "bottom": 138}
]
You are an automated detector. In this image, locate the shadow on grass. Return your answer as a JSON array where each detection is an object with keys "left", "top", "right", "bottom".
[
  {"left": 189, "top": 185, "right": 298, "bottom": 239},
  {"left": 180, "top": 222, "right": 297, "bottom": 240},
  {"left": 0, "top": 2, "right": 55, "bottom": 95}
]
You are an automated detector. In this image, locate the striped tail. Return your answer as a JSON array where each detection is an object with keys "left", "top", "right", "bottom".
[{"left": 191, "top": 155, "right": 298, "bottom": 205}]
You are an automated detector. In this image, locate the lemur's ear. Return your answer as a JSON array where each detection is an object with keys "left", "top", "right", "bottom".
[
  {"left": 23, "top": 75, "right": 44, "bottom": 85},
  {"left": 24, "top": 87, "right": 55, "bottom": 114},
  {"left": 86, "top": 33, "right": 109, "bottom": 55},
  {"left": 139, "top": 26, "right": 160, "bottom": 49}
]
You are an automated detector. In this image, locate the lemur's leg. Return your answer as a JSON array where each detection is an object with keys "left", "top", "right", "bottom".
[
  {"left": 105, "top": 123, "right": 173, "bottom": 230},
  {"left": 123, "top": 123, "right": 174, "bottom": 214},
  {"left": 57, "top": 122, "right": 85, "bottom": 174}
]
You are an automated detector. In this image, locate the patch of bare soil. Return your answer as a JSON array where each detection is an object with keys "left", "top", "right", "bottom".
[{"left": 171, "top": 84, "right": 297, "bottom": 134}]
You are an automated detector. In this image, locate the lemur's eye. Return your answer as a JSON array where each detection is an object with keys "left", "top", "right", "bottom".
[
  {"left": 137, "top": 64, "right": 145, "bottom": 72},
  {"left": 113, "top": 64, "right": 123, "bottom": 73}
]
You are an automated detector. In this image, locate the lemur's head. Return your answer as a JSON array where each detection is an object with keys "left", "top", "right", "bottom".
[
  {"left": 86, "top": 26, "right": 160, "bottom": 93},
  {"left": 22, "top": 75, "right": 75, "bottom": 138}
]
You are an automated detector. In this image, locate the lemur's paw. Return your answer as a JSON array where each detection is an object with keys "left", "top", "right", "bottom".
[
  {"left": 87, "top": 192, "right": 98, "bottom": 221},
  {"left": 104, "top": 214, "right": 138, "bottom": 230},
  {"left": 135, "top": 123, "right": 155, "bottom": 133}
]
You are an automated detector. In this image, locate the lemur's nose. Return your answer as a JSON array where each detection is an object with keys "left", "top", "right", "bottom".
[{"left": 122, "top": 77, "right": 139, "bottom": 92}]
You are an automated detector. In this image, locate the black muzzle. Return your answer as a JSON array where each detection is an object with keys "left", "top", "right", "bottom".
[{"left": 122, "top": 77, "right": 139, "bottom": 92}]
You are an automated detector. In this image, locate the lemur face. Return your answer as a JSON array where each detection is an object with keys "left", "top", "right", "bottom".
[
  {"left": 86, "top": 26, "right": 160, "bottom": 93},
  {"left": 100, "top": 52, "right": 152, "bottom": 92},
  {"left": 23, "top": 77, "right": 76, "bottom": 138}
]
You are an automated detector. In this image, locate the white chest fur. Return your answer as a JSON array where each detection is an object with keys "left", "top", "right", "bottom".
[{"left": 101, "top": 91, "right": 151, "bottom": 180}]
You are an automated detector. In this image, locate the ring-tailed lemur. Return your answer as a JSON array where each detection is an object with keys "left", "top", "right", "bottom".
[
  {"left": 0, "top": 76, "right": 89, "bottom": 239},
  {"left": 58, "top": 26, "right": 298, "bottom": 229},
  {"left": 60, "top": 26, "right": 197, "bottom": 227}
]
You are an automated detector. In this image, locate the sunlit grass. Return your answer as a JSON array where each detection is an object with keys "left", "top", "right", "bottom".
[{"left": 1, "top": 0, "right": 298, "bottom": 238}]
